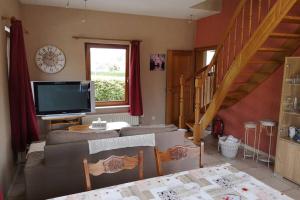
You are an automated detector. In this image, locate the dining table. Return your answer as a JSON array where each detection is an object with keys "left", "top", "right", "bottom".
[{"left": 49, "top": 163, "right": 292, "bottom": 200}]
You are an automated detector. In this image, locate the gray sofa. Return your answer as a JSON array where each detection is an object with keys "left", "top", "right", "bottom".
[{"left": 25, "top": 125, "right": 200, "bottom": 200}]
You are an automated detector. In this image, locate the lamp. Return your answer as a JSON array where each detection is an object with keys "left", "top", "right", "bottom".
[
  {"left": 81, "top": 0, "right": 88, "bottom": 23},
  {"left": 188, "top": 15, "right": 193, "bottom": 24}
]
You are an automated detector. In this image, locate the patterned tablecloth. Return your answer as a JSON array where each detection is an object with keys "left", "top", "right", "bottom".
[{"left": 50, "top": 163, "right": 292, "bottom": 200}]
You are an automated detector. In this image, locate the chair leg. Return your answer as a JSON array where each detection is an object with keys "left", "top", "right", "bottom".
[
  {"left": 253, "top": 127, "right": 257, "bottom": 160},
  {"left": 200, "top": 141, "right": 204, "bottom": 168},
  {"left": 83, "top": 159, "right": 92, "bottom": 191},
  {"left": 267, "top": 127, "right": 272, "bottom": 168},
  {"left": 247, "top": 128, "right": 249, "bottom": 156},
  {"left": 244, "top": 128, "right": 247, "bottom": 159},
  {"left": 256, "top": 126, "right": 262, "bottom": 162},
  {"left": 154, "top": 147, "right": 163, "bottom": 176},
  {"left": 138, "top": 150, "right": 144, "bottom": 179}
]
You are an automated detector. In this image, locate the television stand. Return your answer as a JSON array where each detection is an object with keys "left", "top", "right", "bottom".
[
  {"left": 41, "top": 113, "right": 86, "bottom": 131},
  {"left": 41, "top": 113, "right": 86, "bottom": 120}
]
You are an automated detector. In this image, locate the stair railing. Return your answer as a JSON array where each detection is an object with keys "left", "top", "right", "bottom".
[
  {"left": 179, "top": 0, "right": 288, "bottom": 143},
  {"left": 178, "top": 65, "right": 208, "bottom": 129}
]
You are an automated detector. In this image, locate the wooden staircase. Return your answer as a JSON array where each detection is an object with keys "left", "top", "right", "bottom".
[{"left": 179, "top": 0, "right": 300, "bottom": 144}]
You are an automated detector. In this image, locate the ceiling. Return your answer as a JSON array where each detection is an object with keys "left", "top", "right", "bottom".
[{"left": 19, "top": 0, "right": 222, "bottom": 20}]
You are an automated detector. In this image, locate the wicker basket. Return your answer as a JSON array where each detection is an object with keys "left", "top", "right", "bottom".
[{"left": 219, "top": 137, "right": 240, "bottom": 158}]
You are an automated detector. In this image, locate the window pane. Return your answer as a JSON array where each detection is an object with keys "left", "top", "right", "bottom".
[
  {"left": 90, "top": 47, "right": 126, "bottom": 102},
  {"left": 205, "top": 50, "right": 215, "bottom": 66}
]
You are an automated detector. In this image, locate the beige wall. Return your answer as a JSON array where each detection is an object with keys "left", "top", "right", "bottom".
[
  {"left": 21, "top": 5, "right": 196, "bottom": 125},
  {"left": 0, "top": 0, "right": 20, "bottom": 194}
]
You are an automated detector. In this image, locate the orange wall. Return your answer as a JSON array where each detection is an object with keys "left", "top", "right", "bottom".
[
  {"left": 195, "top": 0, "right": 239, "bottom": 47},
  {"left": 195, "top": 0, "right": 284, "bottom": 155},
  {"left": 218, "top": 68, "right": 283, "bottom": 155}
]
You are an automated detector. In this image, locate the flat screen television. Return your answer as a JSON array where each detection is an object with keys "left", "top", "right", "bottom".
[{"left": 31, "top": 81, "right": 95, "bottom": 116}]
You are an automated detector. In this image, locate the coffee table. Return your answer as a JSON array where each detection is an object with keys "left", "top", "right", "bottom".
[{"left": 68, "top": 121, "right": 130, "bottom": 133}]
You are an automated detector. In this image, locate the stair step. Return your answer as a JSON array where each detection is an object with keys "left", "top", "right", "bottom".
[
  {"left": 258, "top": 47, "right": 288, "bottom": 52},
  {"left": 282, "top": 16, "right": 300, "bottom": 24},
  {"left": 270, "top": 32, "right": 300, "bottom": 39}
]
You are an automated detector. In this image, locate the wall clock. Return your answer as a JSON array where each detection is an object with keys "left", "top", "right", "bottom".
[{"left": 35, "top": 45, "right": 66, "bottom": 74}]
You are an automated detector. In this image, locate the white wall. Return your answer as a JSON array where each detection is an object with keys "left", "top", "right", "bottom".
[
  {"left": 21, "top": 5, "right": 197, "bottom": 125},
  {"left": 0, "top": 0, "right": 20, "bottom": 194}
]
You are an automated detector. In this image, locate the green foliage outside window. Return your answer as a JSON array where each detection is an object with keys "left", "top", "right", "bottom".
[{"left": 94, "top": 80, "right": 125, "bottom": 102}]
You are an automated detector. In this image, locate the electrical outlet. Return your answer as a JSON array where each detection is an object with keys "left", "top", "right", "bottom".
[{"left": 151, "top": 116, "right": 156, "bottom": 120}]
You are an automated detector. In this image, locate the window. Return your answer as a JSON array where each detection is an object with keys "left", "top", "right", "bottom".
[
  {"left": 204, "top": 49, "right": 216, "bottom": 73},
  {"left": 85, "top": 43, "right": 129, "bottom": 107},
  {"left": 204, "top": 50, "right": 216, "bottom": 66},
  {"left": 5, "top": 26, "right": 10, "bottom": 76}
]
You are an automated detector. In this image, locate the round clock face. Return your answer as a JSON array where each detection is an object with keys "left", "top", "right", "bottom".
[{"left": 35, "top": 45, "right": 66, "bottom": 74}]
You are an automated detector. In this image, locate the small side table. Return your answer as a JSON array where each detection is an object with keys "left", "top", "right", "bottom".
[
  {"left": 243, "top": 122, "right": 257, "bottom": 160},
  {"left": 256, "top": 120, "right": 276, "bottom": 168},
  {"left": 41, "top": 114, "right": 86, "bottom": 131}
]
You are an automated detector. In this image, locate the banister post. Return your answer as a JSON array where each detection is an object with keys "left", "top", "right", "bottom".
[
  {"left": 213, "top": 63, "right": 217, "bottom": 94},
  {"left": 193, "top": 76, "right": 202, "bottom": 145},
  {"left": 178, "top": 75, "right": 185, "bottom": 129}
]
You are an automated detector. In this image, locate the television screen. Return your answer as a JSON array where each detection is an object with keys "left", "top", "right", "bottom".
[{"left": 32, "top": 81, "right": 95, "bottom": 115}]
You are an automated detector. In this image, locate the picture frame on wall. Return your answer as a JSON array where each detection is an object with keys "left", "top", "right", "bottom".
[{"left": 150, "top": 54, "right": 165, "bottom": 71}]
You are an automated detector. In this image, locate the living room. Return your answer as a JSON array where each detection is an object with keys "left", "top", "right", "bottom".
[{"left": 1, "top": 0, "right": 300, "bottom": 199}]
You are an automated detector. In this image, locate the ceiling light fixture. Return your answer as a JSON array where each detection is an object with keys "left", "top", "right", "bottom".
[
  {"left": 66, "top": 0, "right": 70, "bottom": 8},
  {"left": 81, "top": 0, "right": 88, "bottom": 23}
]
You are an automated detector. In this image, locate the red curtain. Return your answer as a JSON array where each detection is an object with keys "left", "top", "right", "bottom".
[
  {"left": 129, "top": 41, "right": 143, "bottom": 116},
  {"left": 9, "top": 19, "right": 39, "bottom": 154}
]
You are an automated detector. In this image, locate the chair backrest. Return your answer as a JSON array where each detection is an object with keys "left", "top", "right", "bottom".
[
  {"left": 83, "top": 150, "right": 144, "bottom": 191},
  {"left": 154, "top": 145, "right": 201, "bottom": 176}
]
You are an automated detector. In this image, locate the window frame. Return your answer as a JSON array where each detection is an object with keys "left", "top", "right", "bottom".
[
  {"left": 85, "top": 43, "right": 129, "bottom": 107},
  {"left": 5, "top": 26, "right": 10, "bottom": 77}
]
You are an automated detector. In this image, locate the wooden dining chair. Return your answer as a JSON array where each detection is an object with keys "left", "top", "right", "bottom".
[
  {"left": 154, "top": 145, "right": 202, "bottom": 176},
  {"left": 83, "top": 150, "right": 144, "bottom": 191}
]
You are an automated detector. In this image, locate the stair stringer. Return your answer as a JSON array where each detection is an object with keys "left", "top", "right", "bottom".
[
  {"left": 223, "top": 28, "right": 300, "bottom": 108},
  {"left": 193, "top": 0, "right": 298, "bottom": 143}
]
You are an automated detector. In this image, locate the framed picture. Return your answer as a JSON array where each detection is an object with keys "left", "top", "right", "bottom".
[{"left": 150, "top": 54, "right": 165, "bottom": 71}]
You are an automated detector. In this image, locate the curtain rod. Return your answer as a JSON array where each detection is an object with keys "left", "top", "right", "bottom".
[
  {"left": 1, "top": 16, "right": 29, "bottom": 34},
  {"left": 1, "top": 16, "right": 16, "bottom": 21},
  {"left": 72, "top": 35, "right": 142, "bottom": 42}
]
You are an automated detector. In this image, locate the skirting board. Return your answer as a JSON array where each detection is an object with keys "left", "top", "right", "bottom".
[{"left": 240, "top": 142, "right": 275, "bottom": 161}]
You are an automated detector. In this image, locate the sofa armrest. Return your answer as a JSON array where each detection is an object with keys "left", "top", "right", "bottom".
[{"left": 120, "top": 124, "right": 178, "bottom": 136}]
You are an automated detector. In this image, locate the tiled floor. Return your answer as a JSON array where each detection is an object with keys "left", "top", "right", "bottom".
[
  {"left": 203, "top": 135, "right": 300, "bottom": 200},
  {"left": 7, "top": 135, "right": 300, "bottom": 200}
]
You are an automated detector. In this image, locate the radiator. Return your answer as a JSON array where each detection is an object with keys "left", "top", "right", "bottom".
[{"left": 82, "top": 113, "right": 139, "bottom": 126}]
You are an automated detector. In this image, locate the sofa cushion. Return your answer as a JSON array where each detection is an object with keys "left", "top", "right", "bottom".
[
  {"left": 46, "top": 130, "right": 120, "bottom": 145},
  {"left": 120, "top": 124, "right": 178, "bottom": 136}
]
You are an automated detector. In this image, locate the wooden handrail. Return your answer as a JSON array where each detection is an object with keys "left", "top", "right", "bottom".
[
  {"left": 195, "top": 0, "right": 297, "bottom": 142},
  {"left": 184, "top": 0, "right": 248, "bottom": 84},
  {"left": 183, "top": 0, "right": 244, "bottom": 83},
  {"left": 185, "top": 65, "right": 209, "bottom": 83},
  {"left": 178, "top": 0, "right": 285, "bottom": 144},
  {"left": 206, "top": 0, "right": 248, "bottom": 74},
  {"left": 189, "top": 0, "right": 278, "bottom": 142}
]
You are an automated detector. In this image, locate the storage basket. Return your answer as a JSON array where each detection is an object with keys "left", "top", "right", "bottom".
[{"left": 219, "top": 137, "right": 240, "bottom": 158}]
